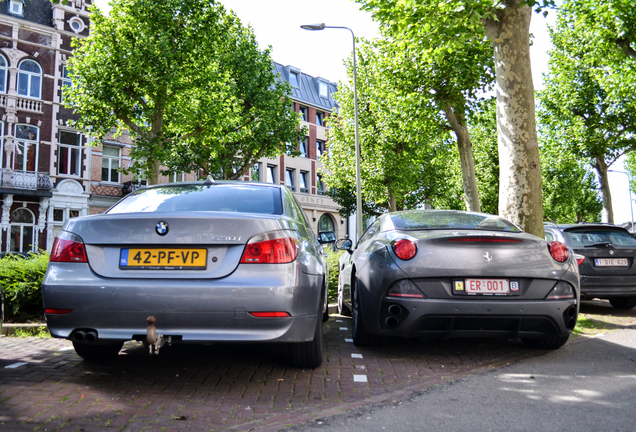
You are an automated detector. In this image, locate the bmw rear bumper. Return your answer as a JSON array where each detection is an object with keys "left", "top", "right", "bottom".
[
  {"left": 580, "top": 275, "right": 636, "bottom": 298},
  {"left": 42, "top": 262, "right": 322, "bottom": 343}
]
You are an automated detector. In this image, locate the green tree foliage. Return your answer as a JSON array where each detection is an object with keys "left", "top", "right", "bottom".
[
  {"left": 538, "top": 0, "right": 636, "bottom": 223},
  {"left": 322, "top": 39, "right": 456, "bottom": 216},
  {"left": 357, "top": 0, "right": 555, "bottom": 236},
  {"left": 0, "top": 252, "right": 49, "bottom": 322},
  {"left": 67, "top": 0, "right": 301, "bottom": 183}
]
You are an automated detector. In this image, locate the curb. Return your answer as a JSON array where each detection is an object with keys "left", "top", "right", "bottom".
[{"left": 1, "top": 323, "right": 48, "bottom": 336}]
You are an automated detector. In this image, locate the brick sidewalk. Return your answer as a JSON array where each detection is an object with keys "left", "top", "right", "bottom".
[{"left": 0, "top": 314, "right": 561, "bottom": 432}]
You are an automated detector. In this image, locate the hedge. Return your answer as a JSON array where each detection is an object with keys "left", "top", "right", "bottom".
[
  {"left": 324, "top": 249, "right": 344, "bottom": 303},
  {"left": 0, "top": 252, "right": 49, "bottom": 322}
]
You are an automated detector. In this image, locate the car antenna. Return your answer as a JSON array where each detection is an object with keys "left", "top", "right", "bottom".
[{"left": 203, "top": 176, "right": 215, "bottom": 186}]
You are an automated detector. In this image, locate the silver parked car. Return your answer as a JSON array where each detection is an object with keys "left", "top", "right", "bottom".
[
  {"left": 337, "top": 210, "right": 580, "bottom": 349},
  {"left": 43, "top": 180, "right": 329, "bottom": 368}
]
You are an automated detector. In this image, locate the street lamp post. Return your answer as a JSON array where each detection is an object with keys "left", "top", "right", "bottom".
[
  {"left": 300, "top": 23, "right": 364, "bottom": 242},
  {"left": 608, "top": 169, "right": 635, "bottom": 232}
]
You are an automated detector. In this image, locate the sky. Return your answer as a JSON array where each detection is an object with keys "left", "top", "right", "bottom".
[{"left": 92, "top": 0, "right": 634, "bottom": 225}]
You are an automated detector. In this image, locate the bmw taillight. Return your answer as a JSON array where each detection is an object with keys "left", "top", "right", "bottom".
[
  {"left": 548, "top": 241, "right": 569, "bottom": 262},
  {"left": 50, "top": 232, "right": 88, "bottom": 263},
  {"left": 574, "top": 253, "right": 585, "bottom": 266},
  {"left": 240, "top": 231, "right": 299, "bottom": 264},
  {"left": 392, "top": 238, "right": 418, "bottom": 260}
]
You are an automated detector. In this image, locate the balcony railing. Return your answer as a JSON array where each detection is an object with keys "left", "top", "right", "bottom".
[
  {"left": 16, "top": 97, "right": 42, "bottom": 113},
  {"left": 1, "top": 169, "right": 52, "bottom": 190}
]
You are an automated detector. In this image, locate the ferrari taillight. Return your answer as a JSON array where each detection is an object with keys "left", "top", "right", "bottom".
[
  {"left": 392, "top": 238, "right": 418, "bottom": 260},
  {"left": 50, "top": 232, "right": 88, "bottom": 263},
  {"left": 548, "top": 241, "right": 569, "bottom": 262},
  {"left": 240, "top": 231, "right": 299, "bottom": 264}
]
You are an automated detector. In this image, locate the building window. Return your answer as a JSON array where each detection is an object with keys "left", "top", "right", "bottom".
[
  {"left": 300, "top": 171, "right": 309, "bottom": 193},
  {"left": 251, "top": 163, "right": 260, "bottom": 181},
  {"left": 319, "top": 81, "right": 329, "bottom": 98},
  {"left": 316, "top": 111, "right": 324, "bottom": 126},
  {"left": 69, "top": 17, "right": 85, "bottom": 33},
  {"left": 266, "top": 165, "right": 276, "bottom": 184},
  {"left": 58, "top": 131, "right": 82, "bottom": 176},
  {"left": 17, "top": 60, "right": 42, "bottom": 99},
  {"left": 285, "top": 168, "right": 296, "bottom": 191},
  {"left": 102, "top": 145, "right": 121, "bottom": 183},
  {"left": 316, "top": 140, "right": 326, "bottom": 158},
  {"left": 14, "top": 124, "right": 39, "bottom": 172},
  {"left": 0, "top": 55, "right": 7, "bottom": 93},
  {"left": 317, "top": 173, "right": 326, "bottom": 195},
  {"left": 299, "top": 106, "right": 308, "bottom": 121},
  {"left": 171, "top": 172, "right": 186, "bottom": 183},
  {"left": 52, "top": 207, "right": 80, "bottom": 240},
  {"left": 61, "top": 66, "right": 72, "bottom": 103},
  {"left": 10, "top": 208, "right": 34, "bottom": 253},
  {"left": 299, "top": 137, "right": 308, "bottom": 158},
  {"left": 290, "top": 71, "right": 300, "bottom": 88},
  {"left": 9, "top": 0, "right": 23, "bottom": 15},
  {"left": 0, "top": 122, "right": 4, "bottom": 169}
]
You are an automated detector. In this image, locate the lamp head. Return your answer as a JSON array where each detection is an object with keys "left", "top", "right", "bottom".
[{"left": 300, "top": 23, "right": 326, "bottom": 31}]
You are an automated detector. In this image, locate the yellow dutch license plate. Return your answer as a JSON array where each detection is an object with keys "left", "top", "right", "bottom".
[{"left": 120, "top": 248, "right": 207, "bottom": 270}]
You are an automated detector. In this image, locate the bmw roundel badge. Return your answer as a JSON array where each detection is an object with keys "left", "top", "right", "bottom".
[{"left": 155, "top": 221, "right": 169, "bottom": 236}]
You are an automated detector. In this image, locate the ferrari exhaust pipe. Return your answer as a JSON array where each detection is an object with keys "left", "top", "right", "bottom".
[
  {"left": 563, "top": 306, "right": 577, "bottom": 330},
  {"left": 385, "top": 316, "right": 400, "bottom": 328},
  {"left": 388, "top": 304, "right": 402, "bottom": 316}
]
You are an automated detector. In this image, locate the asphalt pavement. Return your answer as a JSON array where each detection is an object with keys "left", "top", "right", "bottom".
[{"left": 289, "top": 326, "right": 636, "bottom": 432}]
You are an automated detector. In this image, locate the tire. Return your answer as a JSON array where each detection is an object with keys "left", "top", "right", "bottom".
[
  {"left": 351, "top": 277, "right": 387, "bottom": 347},
  {"left": 338, "top": 282, "right": 351, "bottom": 316},
  {"left": 73, "top": 341, "right": 124, "bottom": 361},
  {"left": 322, "top": 305, "right": 330, "bottom": 323},
  {"left": 609, "top": 297, "right": 636, "bottom": 310},
  {"left": 289, "top": 311, "right": 323, "bottom": 368},
  {"left": 522, "top": 335, "right": 569, "bottom": 349}
]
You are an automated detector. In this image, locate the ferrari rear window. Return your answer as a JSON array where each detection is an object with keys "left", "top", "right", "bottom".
[
  {"left": 107, "top": 184, "right": 283, "bottom": 215},
  {"left": 390, "top": 210, "right": 522, "bottom": 232},
  {"left": 563, "top": 229, "right": 636, "bottom": 247}
]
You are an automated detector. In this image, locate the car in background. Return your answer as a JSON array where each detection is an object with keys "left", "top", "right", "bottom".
[
  {"left": 43, "top": 180, "right": 329, "bottom": 368},
  {"left": 337, "top": 210, "right": 579, "bottom": 349},
  {"left": 544, "top": 222, "right": 636, "bottom": 309},
  {"left": 1, "top": 286, "right": 4, "bottom": 334}
]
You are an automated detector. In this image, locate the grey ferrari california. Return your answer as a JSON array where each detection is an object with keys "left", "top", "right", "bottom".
[
  {"left": 336, "top": 210, "right": 579, "bottom": 349},
  {"left": 42, "top": 180, "right": 329, "bottom": 368}
]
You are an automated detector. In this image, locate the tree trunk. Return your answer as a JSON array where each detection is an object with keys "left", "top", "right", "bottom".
[
  {"left": 594, "top": 156, "right": 614, "bottom": 223},
  {"left": 149, "top": 159, "right": 161, "bottom": 185},
  {"left": 483, "top": 3, "right": 544, "bottom": 237},
  {"left": 442, "top": 104, "right": 481, "bottom": 213},
  {"left": 387, "top": 188, "right": 397, "bottom": 212}
]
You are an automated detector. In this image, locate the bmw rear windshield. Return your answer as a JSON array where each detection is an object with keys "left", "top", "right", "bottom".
[
  {"left": 563, "top": 228, "right": 636, "bottom": 247},
  {"left": 107, "top": 184, "right": 283, "bottom": 215},
  {"left": 390, "top": 210, "right": 522, "bottom": 232}
]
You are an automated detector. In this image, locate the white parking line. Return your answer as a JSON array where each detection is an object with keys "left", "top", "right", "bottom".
[
  {"left": 5, "top": 362, "right": 28, "bottom": 369},
  {"left": 336, "top": 319, "right": 343, "bottom": 322},
  {"left": 345, "top": 338, "right": 353, "bottom": 343},
  {"left": 351, "top": 353, "right": 363, "bottom": 359},
  {"left": 339, "top": 327, "right": 348, "bottom": 331},
  {"left": 59, "top": 347, "right": 74, "bottom": 351},
  {"left": 353, "top": 374, "right": 368, "bottom": 383}
]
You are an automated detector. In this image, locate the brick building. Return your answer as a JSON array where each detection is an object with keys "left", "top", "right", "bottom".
[{"left": 0, "top": 2, "right": 343, "bottom": 254}]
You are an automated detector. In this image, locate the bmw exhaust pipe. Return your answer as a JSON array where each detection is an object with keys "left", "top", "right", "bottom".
[
  {"left": 73, "top": 330, "right": 86, "bottom": 341},
  {"left": 84, "top": 331, "right": 98, "bottom": 342}
]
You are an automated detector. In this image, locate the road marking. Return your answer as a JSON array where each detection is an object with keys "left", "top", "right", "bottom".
[
  {"left": 345, "top": 338, "right": 353, "bottom": 343},
  {"left": 59, "top": 347, "right": 74, "bottom": 351},
  {"left": 351, "top": 353, "right": 363, "bottom": 358},
  {"left": 339, "top": 327, "right": 347, "bottom": 331},
  {"left": 5, "top": 362, "right": 28, "bottom": 369},
  {"left": 336, "top": 319, "right": 343, "bottom": 322},
  {"left": 353, "top": 374, "right": 368, "bottom": 383}
]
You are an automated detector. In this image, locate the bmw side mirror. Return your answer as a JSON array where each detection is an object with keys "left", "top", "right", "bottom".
[
  {"left": 335, "top": 238, "right": 353, "bottom": 253},
  {"left": 318, "top": 231, "right": 336, "bottom": 244}
]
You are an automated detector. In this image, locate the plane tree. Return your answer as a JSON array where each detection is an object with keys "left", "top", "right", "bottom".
[{"left": 66, "top": 0, "right": 301, "bottom": 183}]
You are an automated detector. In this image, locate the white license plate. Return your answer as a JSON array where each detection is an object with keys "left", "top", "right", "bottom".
[
  {"left": 594, "top": 258, "right": 629, "bottom": 267},
  {"left": 465, "top": 278, "right": 510, "bottom": 294}
]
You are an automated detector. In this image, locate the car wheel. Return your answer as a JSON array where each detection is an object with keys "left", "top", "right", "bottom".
[
  {"left": 338, "top": 282, "right": 351, "bottom": 316},
  {"left": 289, "top": 309, "right": 324, "bottom": 368},
  {"left": 609, "top": 297, "right": 636, "bottom": 310},
  {"left": 73, "top": 341, "right": 124, "bottom": 361},
  {"left": 352, "top": 277, "right": 387, "bottom": 347},
  {"left": 521, "top": 335, "right": 569, "bottom": 349}
]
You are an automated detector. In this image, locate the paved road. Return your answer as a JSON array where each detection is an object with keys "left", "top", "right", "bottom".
[
  {"left": 0, "top": 301, "right": 634, "bottom": 431},
  {"left": 290, "top": 326, "right": 636, "bottom": 432}
]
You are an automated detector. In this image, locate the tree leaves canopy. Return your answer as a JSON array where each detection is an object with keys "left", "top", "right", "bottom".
[{"left": 67, "top": 0, "right": 301, "bottom": 182}]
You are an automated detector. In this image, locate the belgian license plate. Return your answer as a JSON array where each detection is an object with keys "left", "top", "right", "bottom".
[
  {"left": 595, "top": 258, "right": 628, "bottom": 267},
  {"left": 120, "top": 248, "right": 207, "bottom": 269},
  {"left": 465, "top": 278, "right": 510, "bottom": 294}
]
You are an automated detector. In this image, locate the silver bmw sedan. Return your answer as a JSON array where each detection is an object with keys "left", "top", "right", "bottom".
[
  {"left": 43, "top": 180, "right": 328, "bottom": 368},
  {"left": 337, "top": 210, "right": 580, "bottom": 349}
]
